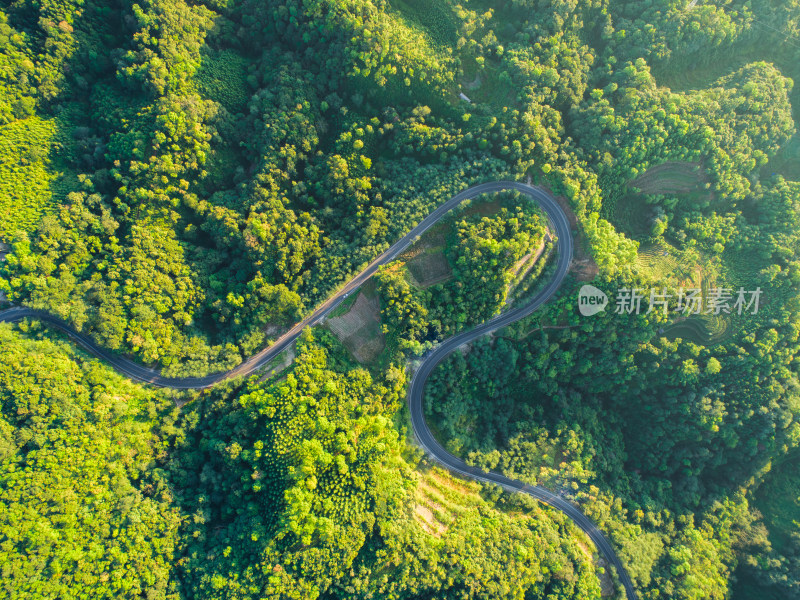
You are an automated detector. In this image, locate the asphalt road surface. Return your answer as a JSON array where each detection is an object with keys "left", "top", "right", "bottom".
[{"left": 0, "top": 181, "right": 638, "bottom": 598}]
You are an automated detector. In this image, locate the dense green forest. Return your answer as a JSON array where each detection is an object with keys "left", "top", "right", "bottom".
[
  {"left": 0, "top": 324, "right": 183, "bottom": 597},
  {"left": 1, "top": 0, "right": 800, "bottom": 598}
]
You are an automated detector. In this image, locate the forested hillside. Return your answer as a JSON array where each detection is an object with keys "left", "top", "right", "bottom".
[
  {"left": 1, "top": 0, "right": 799, "bottom": 598},
  {"left": 0, "top": 325, "right": 182, "bottom": 598}
]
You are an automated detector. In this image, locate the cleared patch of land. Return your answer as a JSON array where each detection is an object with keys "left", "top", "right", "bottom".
[
  {"left": 412, "top": 466, "right": 483, "bottom": 537},
  {"left": 629, "top": 161, "right": 709, "bottom": 195},
  {"left": 327, "top": 289, "right": 386, "bottom": 363},
  {"left": 398, "top": 219, "right": 453, "bottom": 288},
  {"left": 406, "top": 249, "right": 453, "bottom": 287},
  {"left": 257, "top": 347, "right": 296, "bottom": 383}
]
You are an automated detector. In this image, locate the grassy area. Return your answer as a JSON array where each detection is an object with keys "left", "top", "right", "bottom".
[
  {"left": 255, "top": 347, "right": 296, "bottom": 384},
  {"left": 636, "top": 239, "right": 743, "bottom": 346},
  {"left": 459, "top": 195, "right": 506, "bottom": 218},
  {"left": 511, "top": 304, "right": 573, "bottom": 340},
  {"left": 720, "top": 248, "right": 763, "bottom": 288},
  {"left": 328, "top": 293, "right": 359, "bottom": 319}
]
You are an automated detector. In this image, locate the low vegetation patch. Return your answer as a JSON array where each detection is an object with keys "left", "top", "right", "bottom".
[
  {"left": 327, "top": 288, "right": 386, "bottom": 364},
  {"left": 406, "top": 248, "right": 453, "bottom": 287},
  {"left": 0, "top": 116, "right": 69, "bottom": 238},
  {"left": 631, "top": 161, "right": 710, "bottom": 195}
]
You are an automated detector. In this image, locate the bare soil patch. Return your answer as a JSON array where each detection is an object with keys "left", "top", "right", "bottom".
[{"left": 413, "top": 503, "right": 447, "bottom": 537}]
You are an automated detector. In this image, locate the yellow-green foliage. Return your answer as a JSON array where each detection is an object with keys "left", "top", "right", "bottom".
[
  {"left": 0, "top": 325, "right": 182, "bottom": 598},
  {"left": 360, "top": 2, "right": 456, "bottom": 103},
  {"left": 0, "top": 14, "right": 36, "bottom": 125},
  {"left": 0, "top": 116, "right": 66, "bottom": 239}
]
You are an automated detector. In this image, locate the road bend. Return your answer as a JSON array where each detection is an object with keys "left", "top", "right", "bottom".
[{"left": 0, "top": 181, "right": 638, "bottom": 598}]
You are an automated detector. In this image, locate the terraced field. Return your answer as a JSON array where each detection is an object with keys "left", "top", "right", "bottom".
[
  {"left": 663, "top": 314, "right": 732, "bottom": 346},
  {"left": 630, "top": 162, "right": 709, "bottom": 195},
  {"left": 413, "top": 466, "right": 485, "bottom": 537},
  {"left": 637, "top": 240, "right": 744, "bottom": 346},
  {"left": 614, "top": 162, "right": 711, "bottom": 242},
  {"left": 636, "top": 242, "right": 683, "bottom": 282}
]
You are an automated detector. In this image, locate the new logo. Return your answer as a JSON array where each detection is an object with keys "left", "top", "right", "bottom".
[{"left": 578, "top": 285, "right": 608, "bottom": 316}]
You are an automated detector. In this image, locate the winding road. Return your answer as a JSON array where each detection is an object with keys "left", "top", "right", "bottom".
[{"left": 0, "top": 181, "right": 638, "bottom": 599}]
